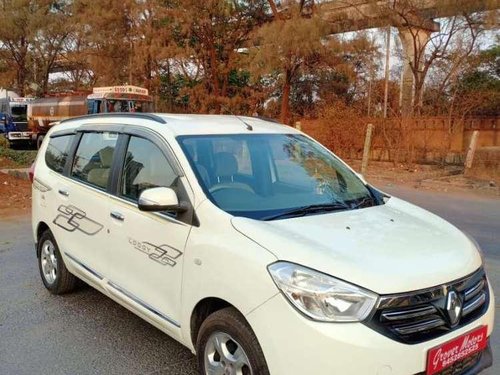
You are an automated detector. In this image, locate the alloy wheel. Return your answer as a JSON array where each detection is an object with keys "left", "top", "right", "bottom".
[
  {"left": 40, "top": 239, "right": 58, "bottom": 284},
  {"left": 204, "top": 331, "right": 253, "bottom": 375}
]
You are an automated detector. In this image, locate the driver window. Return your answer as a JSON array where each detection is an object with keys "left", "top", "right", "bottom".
[{"left": 121, "top": 136, "right": 177, "bottom": 201}]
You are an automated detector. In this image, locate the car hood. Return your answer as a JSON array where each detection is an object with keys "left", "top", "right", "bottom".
[{"left": 231, "top": 197, "right": 482, "bottom": 294}]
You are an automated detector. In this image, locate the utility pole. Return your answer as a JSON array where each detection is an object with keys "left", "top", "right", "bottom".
[
  {"left": 383, "top": 26, "right": 391, "bottom": 119},
  {"left": 465, "top": 131, "right": 480, "bottom": 169},
  {"left": 361, "top": 124, "right": 374, "bottom": 175},
  {"left": 367, "top": 63, "right": 373, "bottom": 116}
]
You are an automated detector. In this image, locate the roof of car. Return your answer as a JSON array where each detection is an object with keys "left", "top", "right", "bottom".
[
  {"left": 58, "top": 113, "right": 300, "bottom": 136},
  {"left": 156, "top": 114, "right": 298, "bottom": 136}
]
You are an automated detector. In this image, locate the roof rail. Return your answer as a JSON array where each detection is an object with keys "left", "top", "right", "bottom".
[{"left": 59, "top": 112, "right": 167, "bottom": 125}]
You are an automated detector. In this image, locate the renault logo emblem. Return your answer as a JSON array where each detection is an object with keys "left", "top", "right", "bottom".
[{"left": 446, "top": 290, "right": 462, "bottom": 326}]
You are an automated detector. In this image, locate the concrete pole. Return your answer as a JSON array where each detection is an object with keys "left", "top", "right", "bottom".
[
  {"left": 398, "top": 27, "right": 433, "bottom": 117},
  {"left": 465, "top": 130, "right": 479, "bottom": 169},
  {"left": 361, "top": 123, "right": 374, "bottom": 175}
]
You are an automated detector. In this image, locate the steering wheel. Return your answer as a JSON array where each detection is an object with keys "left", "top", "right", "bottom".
[{"left": 209, "top": 182, "right": 255, "bottom": 194}]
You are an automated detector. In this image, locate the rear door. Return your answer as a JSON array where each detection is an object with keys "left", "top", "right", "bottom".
[
  {"left": 35, "top": 133, "right": 76, "bottom": 248},
  {"left": 57, "top": 131, "right": 119, "bottom": 279}
]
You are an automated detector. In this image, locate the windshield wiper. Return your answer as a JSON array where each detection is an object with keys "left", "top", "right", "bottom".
[
  {"left": 350, "top": 196, "right": 376, "bottom": 210},
  {"left": 262, "top": 203, "right": 349, "bottom": 221}
]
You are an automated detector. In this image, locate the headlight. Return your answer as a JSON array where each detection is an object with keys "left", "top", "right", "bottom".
[{"left": 268, "top": 262, "right": 378, "bottom": 322}]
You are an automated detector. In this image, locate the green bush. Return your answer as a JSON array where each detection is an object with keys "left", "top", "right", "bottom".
[{"left": 0, "top": 140, "right": 38, "bottom": 167}]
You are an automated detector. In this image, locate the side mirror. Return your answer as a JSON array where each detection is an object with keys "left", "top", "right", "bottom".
[{"left": 138, "top": 187, "right": 187, "bottom": 212}]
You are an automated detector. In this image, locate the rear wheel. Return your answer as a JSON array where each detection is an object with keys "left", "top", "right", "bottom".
[
  {"left": 38, "top": 230, "right": 77, "bottom": 294},
  {"left": 197, "top": 307, "right": 269, "bottom": 375}
]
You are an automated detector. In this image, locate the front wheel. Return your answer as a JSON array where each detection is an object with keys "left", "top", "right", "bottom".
[{"left": 196, "top": 307, "right": 270, "bottom": 375}]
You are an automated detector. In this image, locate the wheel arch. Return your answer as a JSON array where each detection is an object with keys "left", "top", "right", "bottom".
[
  {"left": 35, "top": 221, "right": 51, "bottom": 257},
  {"left": 190, "top": 296, "right": 236, "bottom": 347}
]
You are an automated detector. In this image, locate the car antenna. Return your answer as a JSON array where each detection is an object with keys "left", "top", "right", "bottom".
[{"left": 222, "top": 106, "right": 253, "bottom": 131}]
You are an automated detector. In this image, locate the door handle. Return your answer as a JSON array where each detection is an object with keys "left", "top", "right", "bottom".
[
  {"left": 110, "top": 211, "right": 125, "bottom": 221},
  {"left": 58, "top": 189, "right": 69, "bottom": 197}
]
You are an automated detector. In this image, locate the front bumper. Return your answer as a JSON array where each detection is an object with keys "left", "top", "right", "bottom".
[
  {"left": 7, "top": 131, "right": 32, "bottom": 141},
  {"left": 246, "top": 284, "right": 494, "bottom": 375}
]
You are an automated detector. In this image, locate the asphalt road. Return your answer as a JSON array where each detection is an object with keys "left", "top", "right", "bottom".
[{"left": 0, "top": 184, "right": 498, "bottom": 375}]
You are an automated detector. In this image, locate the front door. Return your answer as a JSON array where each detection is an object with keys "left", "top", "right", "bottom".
[{"left": 107, "top": 135, "right": 191, "bottom": 329}]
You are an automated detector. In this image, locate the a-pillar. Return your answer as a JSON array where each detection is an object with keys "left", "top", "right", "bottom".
[{"left": 398, "top": 25, "right": 435, "bottom": 116}]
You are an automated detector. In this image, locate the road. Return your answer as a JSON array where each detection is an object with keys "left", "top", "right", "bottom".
[{"left": 0, "top": 184, "right": 498, "bottom": 375}]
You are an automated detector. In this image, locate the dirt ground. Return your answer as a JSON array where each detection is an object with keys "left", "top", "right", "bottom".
[
  {"left": 0, "top": 155, "right": 20, "bottom": 169},
  {"left": 0, "top": 173, "right": 31, "bottom": 217}
]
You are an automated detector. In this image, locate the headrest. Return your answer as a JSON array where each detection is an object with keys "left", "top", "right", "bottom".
[
  {"left": 99, "top": 146, "right": 114, "bottom": 167},
  {"left": 214, "top": 152, "right": 238, "bottom": 177}
]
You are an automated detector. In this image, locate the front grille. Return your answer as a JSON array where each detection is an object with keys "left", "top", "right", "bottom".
[
  {"left": 14, "top": 122, "right": 28, "bottom": 131},
  {"left": 365, "top": 268, "right": 489, "bottom": 344}
]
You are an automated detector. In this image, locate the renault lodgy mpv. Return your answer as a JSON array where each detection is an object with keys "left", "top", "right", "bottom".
[{"left": 32, "top": 113, "right": 494, "bottom": 375}]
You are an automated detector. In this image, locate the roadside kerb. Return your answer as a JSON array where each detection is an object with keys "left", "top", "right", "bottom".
[{"left": 0, "top": 168, "right": 30, "bottom": 181}]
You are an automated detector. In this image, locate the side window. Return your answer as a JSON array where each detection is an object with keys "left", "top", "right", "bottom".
[
  {"left": 71, "top": 132, "right": 118, "bottom": 189},
  {"left": 45, "top": 135, "right": 74, "bottom": 173},
  {"left": 121, "top": 136, "right": 177, "bottom": 201}
]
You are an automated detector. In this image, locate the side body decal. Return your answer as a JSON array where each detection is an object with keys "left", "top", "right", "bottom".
[
  {"left": 53, "top": 205, "right": 104, "bottom": 235},
  {"left": 128, "top": 237, "right": 182, "bottom": 267}
]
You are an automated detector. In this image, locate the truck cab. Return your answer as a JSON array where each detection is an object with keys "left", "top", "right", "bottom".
[{"left": 0, "top": 97, "right": 33, "bottom": 148}]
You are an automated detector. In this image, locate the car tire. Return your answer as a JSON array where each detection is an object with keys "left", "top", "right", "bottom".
[
  {"left": 196, "top": 307, "right": 270, "bottom": 375},
  {"left": 36, "top": 135, "right": 45, "bottom": 150},
  {"left": 38, "top": 230, "right": 77, "bottom": 294}
]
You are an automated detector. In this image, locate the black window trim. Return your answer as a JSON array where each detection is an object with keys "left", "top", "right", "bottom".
[
  {"left": 114, "top": 133, "right": 196, "bottom": 225},
  {"left": 66, "top": 130, "right": 120, "bottom": 193},
  {"left": 63, "top": 132, "right": 81, "bottom": 177},
  {"left": 54, "top": 123, "right": 197, "bottom": 226},
  {"left": 51, "top": 124, "right": 185, "bottom": 178},
  {"left": 44, "top": 132, "right": 77, "bottom": 174}
]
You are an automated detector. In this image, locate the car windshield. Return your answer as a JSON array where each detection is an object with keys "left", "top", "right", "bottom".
[{"left": 178, "top": 133, "right": 379, "bottom": 220}]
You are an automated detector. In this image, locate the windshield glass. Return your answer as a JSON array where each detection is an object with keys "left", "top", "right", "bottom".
[
  {"left": 11, "top": 105, "right": 27, "bottom": 121},
  {"left": 178, "top": 134, "right": 378, "bottom": 220}
]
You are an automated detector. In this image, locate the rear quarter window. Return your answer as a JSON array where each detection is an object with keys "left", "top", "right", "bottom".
[{"left": 45, "top": 135, "right": 74, "bottom": 173}]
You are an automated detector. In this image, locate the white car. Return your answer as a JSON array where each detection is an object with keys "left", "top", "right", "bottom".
[{"left": 31, "top": 113, "right": 494, "bottom": 375}]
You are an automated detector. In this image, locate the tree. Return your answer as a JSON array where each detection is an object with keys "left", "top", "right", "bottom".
[
  {"left": 0, "top": 0, "right": 73, "bottom": 95},
  {"left": 127, "top": 0, "right": 177, "bottom": 97},
  {"left": 167, "top": 0, "right": 268, "bottom": 113},
  {"left": 31, "top": 1, "right": 74, "bottom": 95},
  {"left": 446, "top": 44, "right": 500, "bottom": 117},
  {"left": 0, "top": 0, "right": 37, "bottom": 95},
  {"left": 72, "top": 0, "right": 135, "bottom": 85},
  {"left": 374, "top": 0, "right": 488, "bottom": 115},
  {"left": 251, "top": 9, "right": 327, "bottom": 123}
]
